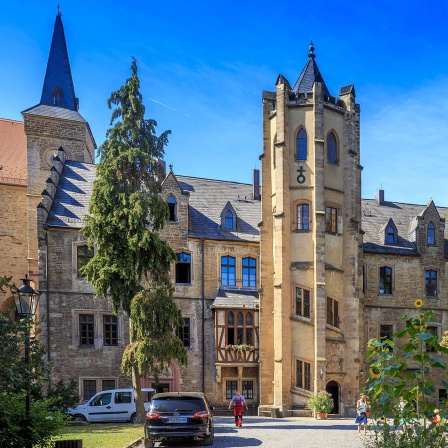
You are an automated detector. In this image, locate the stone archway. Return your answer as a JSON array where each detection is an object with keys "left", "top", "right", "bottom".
[{"left": 326, "top": 380, "right": 340, "bottom": 414}]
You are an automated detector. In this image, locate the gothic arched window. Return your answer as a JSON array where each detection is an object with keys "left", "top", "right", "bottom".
[
  {"left": 327, "top": 131, "right": 338, "bottom": 164},
  {"left": 427, "top": 222, "right": 435, "bottom": 245},
  {"left": 297, "top": 128, "right": 307, "bottom": 160}
]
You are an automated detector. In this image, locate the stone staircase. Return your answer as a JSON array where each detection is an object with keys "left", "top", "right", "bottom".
[{"left": 258, "top": 404, "right": 313, "bottom": 418}]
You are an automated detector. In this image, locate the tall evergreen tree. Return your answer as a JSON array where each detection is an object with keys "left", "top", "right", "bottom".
[{"left": 82, "top": 59, "right": 186, "bottom": 421}]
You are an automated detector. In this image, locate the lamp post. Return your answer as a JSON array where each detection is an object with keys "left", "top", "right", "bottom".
[{"left": 14, "top": 274, "right": 40, "bottom": 448}]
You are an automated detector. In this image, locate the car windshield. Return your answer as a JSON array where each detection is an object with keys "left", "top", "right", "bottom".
[{"left": 150, "top": 397, "right": 205, "bottom": 413}]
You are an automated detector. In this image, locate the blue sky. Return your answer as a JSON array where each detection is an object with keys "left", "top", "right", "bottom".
[{"left": 1, "top": 0, "right": 448, "bottom": 206}]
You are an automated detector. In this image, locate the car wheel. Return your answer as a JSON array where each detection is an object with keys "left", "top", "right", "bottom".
[
  {"left": 144, "top": 439, "right": 155, "bottom": 448},
  {"left": 72, "top": 414, "right": 87, "bottom": 422},
  {"left": 130, "top": 413, "right": 137, "bottom": 424},
  {"left": 203, "top": 428, "right": 214, "bottom": 446}
]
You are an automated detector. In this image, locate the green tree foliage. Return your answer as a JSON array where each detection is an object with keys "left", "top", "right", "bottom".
[
  {"left": 364, "top": 307, "right": 448, "bottom": 447},
  {"left": 122, "top": 276, "right": 187, "bottom": 382},
  {"left": 0, "top": 277, "right": 79, "bottom": 447},
  {"left": 82, "top": 58, "right": 173, "bottom": 315},
  {"left": 81, "top": 59, "right": 187, "bottom": 422}
]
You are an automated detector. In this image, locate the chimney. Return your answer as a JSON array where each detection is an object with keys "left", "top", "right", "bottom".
[
  {"left": 253, "top": 169, "right": 261, "bottom": 201},
  {"left": 375, "top": 189, "right": 384, "bottom": 206}
]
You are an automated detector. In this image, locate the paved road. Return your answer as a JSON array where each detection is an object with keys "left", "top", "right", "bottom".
[{"left": 139, "top": 416, "right": 367, "bottom": 448}]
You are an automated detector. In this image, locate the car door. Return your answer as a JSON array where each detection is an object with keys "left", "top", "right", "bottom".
[
  {"left": 87, "top": 392, "right": 114, "bottom": 422},
  {"left": 112, "top": 391, "right": 134, "bottom": 421}
]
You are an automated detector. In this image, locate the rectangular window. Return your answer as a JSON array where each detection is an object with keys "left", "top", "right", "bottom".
[
  {"left": 175, "top": 253, "right": 191, "bottom": 284},
  {"left": 226, "top": 381, "right": 238, "bottom": 400},
  {"left": 103, "top": 315, "right": 118, "bottom": 346},
  {"left": 438, "top": 389, "right": 447, "bottom": 406},
  {"left": 379, "top": 324, "right": 393, "bottom": 340},
  {"left": 77, "top": 245, "right": 94, "bottom": 278},
  {"left": 426, "top": 270, "right": 437, "bottom": 297},
  {"left": 115, "top": 391, "right": 132, "bottom": 404},
  {"left": 295, "top": 287, "right": 311, "bottom": 318},
  {"left": 296, "top": 360, "right": 311, "bottom": 390},
  {"left": 326, "top": 298, "right": 339, "bottom": 328},
  {"left": 79, "top": 314, "right": 94, "bottom": 346},
  {"left": 102, "top": 379, "right": 116, "bottom": 391},
  {"left": 325, "top": 207, "right": 338, "bottom": 233},
  {"left": 242, "top": 381, "right": 254, "bottom": 399},
  {"left": 221, "top": 256, "right": 236, "bottom": 286},
  {"left": 83, "top": 380, "right": 97, "bottom": 401},
  {"left": 242, "top": 257, "right": 256, "bottom": 287},
  {"left": 379, "top": 266, "right": 393, "bottom": 295},
  {"left": 426, "top": 326, "right": 438, "bottom": 353},
  {"left": 177, "top": 317, "right": 191, "bottom": 347},
  {"left": 226, "top": 311, "right": 254, "bottom": 346},
  {"left": 297, "top": 204, "right": 309, "bottom": 230}
]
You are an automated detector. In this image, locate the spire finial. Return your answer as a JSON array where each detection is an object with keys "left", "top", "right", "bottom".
[
  {"left": 169, "top": 164, "right": 173, "bottom": 172},
  {"left": 57, "top": 4, "right": 62, "bottom": 17},
  {"left": 308, "top": 40, "right": 316, "bottom": 59}
]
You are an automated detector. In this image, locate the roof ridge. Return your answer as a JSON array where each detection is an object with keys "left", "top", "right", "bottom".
[
  {"left": 0, "top": 117, "right": 24, "bottom": 124},
  {"left": 177, "top": 174, "right": 252, "bottom": 186}
]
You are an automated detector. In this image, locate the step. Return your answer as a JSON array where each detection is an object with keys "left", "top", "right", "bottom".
[{"left": 287, "top": 409, "right": 313, "bottom": 417}]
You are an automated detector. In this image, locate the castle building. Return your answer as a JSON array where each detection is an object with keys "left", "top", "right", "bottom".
[{"left": 1, "top": 14, "right": 448, "bottom": 416}]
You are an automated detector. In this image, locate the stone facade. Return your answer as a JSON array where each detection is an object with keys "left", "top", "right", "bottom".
[
  {"left": 3, "top": 14, "right": 448, "bottom": 417},
  {"left": 259, "top": 53, "right": 363, "bottom": 416}
]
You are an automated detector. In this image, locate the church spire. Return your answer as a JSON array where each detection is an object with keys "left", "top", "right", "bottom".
[
  {"left": 292, "top": 40, "right": 330, "bottom": 96},
  {"left": 40, "top": 11, "right": 78, "bottom": 111}
]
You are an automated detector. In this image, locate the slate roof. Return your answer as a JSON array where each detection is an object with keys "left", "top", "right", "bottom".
[
  {"left": 40, "top": 13, "right": 78, "bottom": 111},
  {"left": 176, "top": 175, "right": 261, "bottom": 242},
  {"left": 46, "top": 160, "right": 96, "bottom": 228},
  {"left": 22, "top": 104, "right": 86, "bottom": 122},
  {"left": 292, "top": 57, "right": 330, "bottom": 96},
  {"left": 211, "top": 288, "right": 259, "bottom": 309},
  {"left": 0, "top": 118, "right": 27, "bottom": 185},
  {"left": 46, "top": 167, "right": 261, "bottom": 240},
  {"left": 361, "top": 198, "right": 448, "bottom": 257}
]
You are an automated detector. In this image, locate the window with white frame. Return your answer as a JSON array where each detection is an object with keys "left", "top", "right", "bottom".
[
  {"left": 221, "top": 256, "right": 236, "bottom": 286},
  {"left": 297, "top": 204, "right": 310, "bottom": 230},
  {"left": 242, "top": 257, "right": 256, "bottom": 287}
]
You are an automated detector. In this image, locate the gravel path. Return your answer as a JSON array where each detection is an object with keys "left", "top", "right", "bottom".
[{"left": 137, "top": 416, "right": 368, "bottom": 448}]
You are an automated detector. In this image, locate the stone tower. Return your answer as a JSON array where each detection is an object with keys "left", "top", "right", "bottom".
[
  {"left": 259, "top": 42, "right": 363, "bottom": 417},
  {"left": 22, "top": 12, "right": 96, "bottom": 280}
]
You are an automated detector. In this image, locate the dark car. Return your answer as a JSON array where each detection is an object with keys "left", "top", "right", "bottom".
[{"left": 144, "top": 392, "right": 214, "bottom": 447}]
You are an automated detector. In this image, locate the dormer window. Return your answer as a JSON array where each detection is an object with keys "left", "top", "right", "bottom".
[
  {"left": 386, "top": 226, "right": 395, "bottom": 245},
  {"left": 52, "top": 86, "right": 63, "bottom": 107},
  {"left": 167, "top": 195, "right": 177, "bottom": 221},
  {"left": 225, "top": 210, "right": 233, "bottom": 229},
  {"left": 427, "top": 222, "right": 435, "bottom": 245}
]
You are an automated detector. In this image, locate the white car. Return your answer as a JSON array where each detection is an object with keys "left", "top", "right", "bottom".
[{"left": 67, "top": 388, "right": 155, "bottom": 423}]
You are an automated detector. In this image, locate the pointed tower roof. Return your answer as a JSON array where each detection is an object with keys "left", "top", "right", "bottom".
[
  {"left": 40, "top": 12, "right": 78, "bottom": 111},
  {"left": 292, "top": 41, "right": 330, "bottom": 96}
]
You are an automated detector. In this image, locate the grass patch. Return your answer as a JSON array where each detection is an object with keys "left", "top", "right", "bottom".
[{"left": 56, "top": 423, "right": 144, "bottom": 448}]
